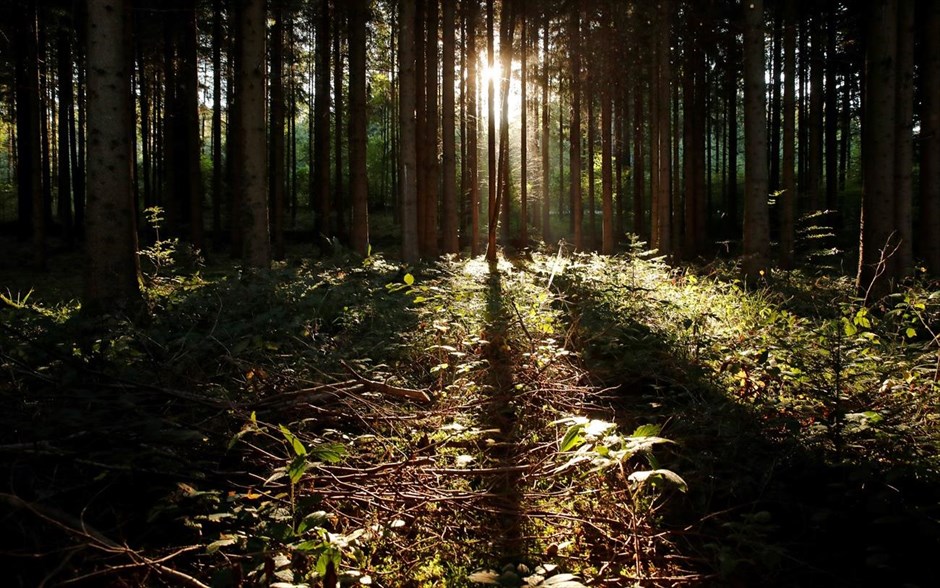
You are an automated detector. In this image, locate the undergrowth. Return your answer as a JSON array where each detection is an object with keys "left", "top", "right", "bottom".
[{"left": 1, "top": 243, "right": 938, "bottom": 586}]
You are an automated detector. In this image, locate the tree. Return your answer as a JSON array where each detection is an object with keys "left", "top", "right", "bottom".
[
  {"left": 236, "top": 0, "right": 270, "bottom": 267},
  {"left": 465, "top": 0, "right": 481, "bottom": 256},
  {"left": 399, "top": 0, "right": 419, "bottom": 263},
  {"left": 313, "top": 0, "right": 332, "bottom": 242},
  {"left": 742, "top": 0, "right": 770, "bottom": 280},
  {"left": 441, "top": 0, "right": 459, "bottom": 253},
  {"left": 779, "top": 0, "right": 797, "bottom": 268},
  {"left": 568, "top": 1, "right": 582, "bottom": 250},
  {"left": 600, "top": 0, "right": 614, "bottom": 254},
  {"left": 857, "top": 0, "right": 898, "bottom": 300},
  {"left": 349, "top": 0, "right": 370, "bottom": 256},
  {"left": 14, "top": 0, "right": 44, "bottom": 268},
  {"left": 922, "top": 0, "right": 940, "bottom": 274},
  {"left": 893, "top": 0, "right": 914, "bottom": 279},
  {"left": 270, "top": 2, "right": 286, "bottom": 260},
  {"left": 485, "top": 0, "right": 497, "bottom": 262},
  {"left": 83, "top": 0, "right": 141, "bottom": 314}
]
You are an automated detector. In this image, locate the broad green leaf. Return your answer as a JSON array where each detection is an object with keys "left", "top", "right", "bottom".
[
  {"left": 906, "top": 327, "right": 916, "bottom": 338},
  {"left": 403, "top": 273, "right": 415, "bottom": 286},
  {"left": 842, "top": 318, "right": 858, "bottom": 337},
  {"left": 312, "top": 441, "right": 347, "bottom": 464},
  {"left": 560, "top": 424, "right": 586, "bottom": 452},
  {"left": 206, "top": 535, "right": 238, "bottom": 553},
  {"left": 631, "top": 423, "right": 662, "bottom": 438},
  {"left": 279, "top": 425, "right": 307, "bottom": 457},
  {"left": 628, "top": 468, "right": 688, "bottom": 492}
]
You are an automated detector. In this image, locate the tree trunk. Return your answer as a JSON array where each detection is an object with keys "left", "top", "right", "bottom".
[
  {"left": 237, "top": 0, "right": 270, "bottom": 267},
  {"left": 423, "top": 0, "right": 440, "bottom": 257},
  {"left": 349, "top": 0, "right": 370, "bottom": 256},
  {"left": 182, "top": 2, "right": 204, "bottom": 252},
  {"left": 569, "top": 2, "right": 583, "bottom": 250},
  {"left": 270, "top": 3, "right": 286, "bottom": 260},
  {"left": 57, "top": 26, "right": 74, "bottom": 243},
  {"left": 485, "top": 0, "right": 497, "bottom": 262},
  {"left": 541, "top": 12, "right": 551, "bottom": 244},
  {"left": 314, "top": 0, "right": 332, "bottom": 242},
  {"left": 893, "top": 0, "right": 914, "bottom": 279},
  {"left": 211, "top": 0, "right": 223, "bottom": 250},
  {"left": 808, "top": 13, "right": 823, "bottom": 212},
  {"left": 824, "top": 1, "right": 839, "bottom": 210},
  {"left": 466, "top": 0, "right": 480, "bottom": 256},
  {"left": 726, "top": 35, "right": 738, "bottom": 237},
  {"left": 399, "top": 0, "right": 420, "bottom": 263},
  {"left": 921, "top": 0, "right": 940, "bottom": 274},
  {"left": 495, "top": 0, "right": 515, "bottom": 248},
  {"left": 600, "top": 1, "right": 614, "bottom": 254},
  {"left": 334, "top": 7, "right": 346, "bottom": 243},
  {"left": 14, "top": 1, "right": 44, "bottom": 267},
  {"left": 441, "top": 0, "right": 459, "bottom": 253},
  {"left": 633, "top": 58, "right": 645, "bottom": 240},
  {"left": 742, "top": 0, "right": 770, "bottom": 280},
  {"left": 84, "top": 0, "right": 140, "bottom": 313},
  {"left": 857, "top": 0, "right": 898, "bottom": 300},
  {"left": 779, "top": 0, "right": 797, "bottom": 268}
]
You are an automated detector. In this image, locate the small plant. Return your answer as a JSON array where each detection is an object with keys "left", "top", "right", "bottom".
[{"left": 139, "top": 206, "right": 179, "bottom": 280}]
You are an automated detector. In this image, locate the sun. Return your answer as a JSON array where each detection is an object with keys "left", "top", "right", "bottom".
[{"left": 481, "top": 62, "right": 502, "bottom": 86}]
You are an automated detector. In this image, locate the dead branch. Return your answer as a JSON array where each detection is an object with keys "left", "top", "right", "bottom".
[{"left": 340, "top": 360, "right": 432, "bottom": 403}]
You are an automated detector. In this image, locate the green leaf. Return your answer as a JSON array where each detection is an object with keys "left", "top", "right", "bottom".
[
  {"left": 403, "top": 273, "right": 415, "bottom": 286},
  {"left": 560, "top": 424, "right": 586, "bottom": 452},
  {"left": 279, "top": 425, "right": 307, "bottom": 457},
  {"left": 206, "top": 535, "right": 238, "bottom": 553},
  {"left": 287, "top": 454, "right": 309, "bottom": 484},
  {"left": 311, "top": 441, "right": 347, "bottom": 464},
  {"left": 628, "top": 468, "right": 688, "bottom": 492},
  {"left": 842, "top": 317, "right": 858, "bottom": 337},
  {"left": 631, "top": 423, "right": 662, "bottom": 438},
  {"left": 905, "top": 327, "right": 916, "bottom": 338}
]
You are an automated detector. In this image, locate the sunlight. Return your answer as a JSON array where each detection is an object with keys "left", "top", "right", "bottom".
[{"left": 481, "top": 62, "right": 502, "bottom": 87}]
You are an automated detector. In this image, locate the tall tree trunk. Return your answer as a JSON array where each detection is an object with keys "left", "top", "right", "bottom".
[
  {"left": 57, "top": 26, "right": 74, "bottom": 243},
  {"left": 569, "top": 2, "right": 583, "bottom": 250},
  {"left": 400, "top": 0, "right": 420, "bottom": 263},
  {"left": 314, "top": 0, "right": 332, "bottom": 242},
  {"left": 423, "top": 0, "right": 440, "bottom": 257},
  {"left": 519, "top": 14, "right": 528, "bottom": 245},
  {"left": 726, "top": 34, "right": 739, "bottom": 237},
  {"left": 808, "top": 12, "right": 823, "bottom": 211},
  {"left": 541, "top": 12, "right": 551, "bottom": 243},
  {"left": 14, "top": 1, "right": 44, "bottom": 267},
  {"left": 495, "top": 0, "right": 515, "bottom": 247},
  {"left": 824, "top": 1, "right": 839, "bottom": 210},
  {"left": 742, "top": 0, "right": 770, "bottom": 280},
  {"left": 769, "top": 7, "right": 782, "bottom": 192},
  {"left": 237, "top": 0, "right": 270, "bottom": 267},
  {"left": 334, "top": 8, "right": 346, "bottom": 242},
  {"left": 921, "top": 0, "right": 940, "bottom": 274},
  {"left": 441, "top": 0, "right": 459, "bottom": 253},
  {"left": 466, "top": 0, "right": 480, "bottom": 256},
  {"left": 270, "top": 3, "right": 286, "bottom": 260},
  {"left": 211, "top": 0, "right": 223, "bottom": 249},
  {"left": 857, "top": 0, "right": 898, "bottom": 300},
  {"left": 84, "top": 0, "right": 140, "bottom": 313},
  {"left": 485, "top": 0, "right": 497, "bottom": 262},
  {"left": 779, "top": 0, "right": 797, "bottom": 268},
  {"left": 182, "top": 2, "right": 204, "bottom": 252},
  {"left": 600, "top": 1, "right": 614, "bottom": 254},
  {"left": 893, "top": 0, "right": 914, "bottom": 278},
  {"left": 633, "top": 58, "right": 645, "bottom": 240},
  {"left": 652, "top": 0, "right": 671, "bottom": 255},
  {"left": 70, "top": 22, "right": 85, "bottom": 238},
  {"left": 349, "top": 0, "right": 370, "bottom": 256}
]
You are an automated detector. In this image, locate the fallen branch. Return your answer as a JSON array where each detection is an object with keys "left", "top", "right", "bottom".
[{"left": 341, "top": 361, "right": 432, "bottom": 403}]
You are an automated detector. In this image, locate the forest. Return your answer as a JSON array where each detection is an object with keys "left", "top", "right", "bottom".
[{"left": 1, "top": 0, "right": 939, "bottom": 585}]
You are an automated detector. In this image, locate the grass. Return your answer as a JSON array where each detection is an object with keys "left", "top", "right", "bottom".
[{"left": 1, "top": 236, "right": 938, "bottom": 586}]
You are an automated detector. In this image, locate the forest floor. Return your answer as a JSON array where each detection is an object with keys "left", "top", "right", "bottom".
[{"left": 2, "top": 238, "right": 940, "bottom": 587}]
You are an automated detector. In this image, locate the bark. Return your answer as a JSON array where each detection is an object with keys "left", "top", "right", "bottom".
[
  {"left": 14, "top": 1, "right": 44, "bottom": 266},
  {"left": 495, "top": 0, "right": 515, "bottom": 248},
  {"left": 893, "top": 0, "right": 914, "bottom": 279},
  {"left": 442, "top": 0, "right": 459, "bottom": 253},
  {"left": 485, "top": 0, "right": 497, "bottom": 262},
  {"left": 182, "top": 3, "right": 204, "bottom": 252},
  {"left": 808, "top": 12, "right": 823, "bottom": 211},
  {"left": 922, "top": 0, "right": 940, "bottom": 274},
  {"left": 600, "top": 1, "right": 613, "bottom": 254},
  {"left": 541, "top": 11, "right": 551, "bottom": 243},
  {"left": 349, "top": 0, "right": 370, "bottom": 256},
  {"left": 652, "top": 0, "right": 671, "bottom": 255},
  {"left": 569, "top": 2, "right": 583, "bottom": 250},
  {"left": 466, "top": 0, "right": 481, "bottom": 256},
  {"left": 211, "top": 0, "right": 223, "bottom": 249},
  {"left": 857, "top": 0, "right": 898, "bottom": 300},
  {"left": 84, "top": 0, "right": 140, "bottom": 313},
  {"left": 742, "top": 0, "right": 770, "bottom": 280},
  {"left": 334, "top": 7, "right": 346, "bottom": 243},
  {"left": 519, "top": 16, "right": 528, "bottom": 245},
  {"left": 824, "top": 1, "right": 838, "bottom": 210},
  {"left": 57, "top": 26, "right": 73, "bottom": 242},
  {"left": 780, "top": 0, "right": 797, "bottom": 268},
  {"left": 237, "top": 0, "right": 270, "bottom": 267},
  {"left": 633, "top": 59, "right": 645, "bottom": 240},
  {"left": 399, "top": 0, "right": 420, "bottom": 263},
  {"left": 314, "top": 0, "right": 332, "bottom": 242},
  {"left": 726, "top": 33, "right": 739, "bottom": 237},
  {"left": 422, "top": 0, "right": 440, "bottom": 257},
  {"left": 270, "top": 3, "right": 286, "bottom": 260}
]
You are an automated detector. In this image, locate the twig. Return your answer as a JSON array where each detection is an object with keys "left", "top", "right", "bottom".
[{"left": 340, "top": 360, "right": 432, "bottom": 403}]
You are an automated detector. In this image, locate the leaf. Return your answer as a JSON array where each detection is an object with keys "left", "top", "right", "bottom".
[
  {"left": 905, "top": 327, "right": 916, "bottom": 338},
  {"left": 311, "top": 441, "right": 347, "bottom": 464},
  {"left": 541, "top": 574, "right": 587, "bottom": 587},
  {"left": 628, "top": 469, "right": 689, "bottom": 492},
  {"left": 631, "top": 423, "right": 662, "bottom": 438},
  {"left": 843, "top": 318, "right": 858, "bottom": 337},
  {"left": 403, "top": 273, "right": 415, "bottom": 286},
  {"left": 287, "top": 454, "right": 310, "bottom": 484},
  {"left": 560, "top": 424, "right": 586, "bottom": 452},
  {"left": 467, "top": 570, "right": 501, "bottom": 584},
  {"left": 279, "top": 425, "right": 307, "bottom": 457},
  {"left": 206, "top": 535, "right": 238, "bottom": 553}
]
